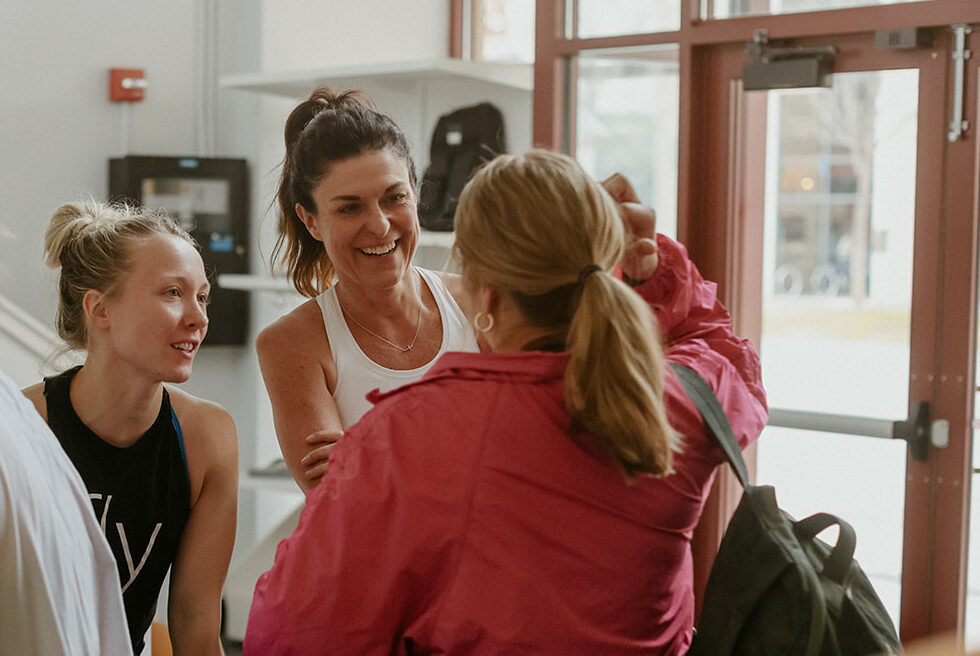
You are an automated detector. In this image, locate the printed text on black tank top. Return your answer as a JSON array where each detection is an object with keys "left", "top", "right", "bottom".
[{"left": 90, "top": 493, "right": 163, "bottom": 593}]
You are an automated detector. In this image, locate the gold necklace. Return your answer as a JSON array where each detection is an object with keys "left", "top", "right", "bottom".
[{"left": 340, "top": 293, "right": 424, "bottom": 353}]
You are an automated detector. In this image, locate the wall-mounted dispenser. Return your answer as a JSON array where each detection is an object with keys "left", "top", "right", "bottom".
[{"left": 109, "top": 155, "right": 250, "bottom": 346}]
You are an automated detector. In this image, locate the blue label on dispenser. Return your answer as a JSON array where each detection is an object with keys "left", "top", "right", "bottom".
[{"left": 210, "top": 233, "right": 234, "bottom": 252}]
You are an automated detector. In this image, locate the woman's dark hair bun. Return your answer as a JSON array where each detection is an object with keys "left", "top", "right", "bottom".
[{"left": 283, "top": 87, "right": 375, "bottom": 149}]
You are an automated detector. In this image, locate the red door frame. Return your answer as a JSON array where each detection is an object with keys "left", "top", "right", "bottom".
[
  {"left": 530, "top": 0, "right": 980, "bottom": 642},
  {"left": 696, "top": 29, "right": 976, "bottom": 640}
]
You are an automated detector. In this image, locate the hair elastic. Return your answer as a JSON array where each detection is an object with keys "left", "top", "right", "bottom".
[{"left": 578, "top": 264, "right": 601, "bottom": 286}]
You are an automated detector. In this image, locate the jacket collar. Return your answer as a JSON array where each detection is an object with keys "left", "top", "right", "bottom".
[
  {"left": 367, "top": 350, "right": 569, "bottom": 405},
  {"left": 428, "top": 349, "right": 568, "bottom": 379}
]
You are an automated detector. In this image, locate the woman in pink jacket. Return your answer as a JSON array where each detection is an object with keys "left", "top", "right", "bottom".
[{"left": 245, "top": 149, "right": 768, "bottom": 655}]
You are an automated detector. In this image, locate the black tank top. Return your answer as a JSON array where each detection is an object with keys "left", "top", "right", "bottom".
[{"left": 44, "top": 366, "right": 192, "bottom": 654}]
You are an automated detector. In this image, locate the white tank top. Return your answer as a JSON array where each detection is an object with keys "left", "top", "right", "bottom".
[{"left": 316, "top": 267, "right": 479, "bottom": 429}]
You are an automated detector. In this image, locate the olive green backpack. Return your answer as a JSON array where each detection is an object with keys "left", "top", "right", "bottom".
[{"left": 670, "top": 363, "right": 903, "bottom": 656}]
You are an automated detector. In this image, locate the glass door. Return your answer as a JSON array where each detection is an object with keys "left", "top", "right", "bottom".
[
  {"left": 533, "top": 0, "right": 980, "bottom": 642},
  {"left": 697, "top": 27, "right": 976, "bottom": 641},
  {"left": 756, "top": 66, "right": 918, "bottom": 628}
]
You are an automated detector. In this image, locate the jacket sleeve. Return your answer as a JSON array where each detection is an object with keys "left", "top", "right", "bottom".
[
  {"left": 243, "top": 401, "right": 460, "bottom": 656},
  {"left": 633, "top": 234, "right": 768, "bottom": 451}
]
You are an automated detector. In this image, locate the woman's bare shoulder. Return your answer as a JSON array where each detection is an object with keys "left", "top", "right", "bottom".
[
  {"left": 21, "top": 382, "right": 47, "bottom": 419},
  {"left": 256, "top": 298, "right": 329, "bottom": 359},
  {"left": 434, "top": 271, "right": 473, "bottom": 313},
  {"left": 166, "top": 387, "right": 235, "bottom": 437},
  {"left": 165, "top": 386, "right": 237, "bottom": 507}
]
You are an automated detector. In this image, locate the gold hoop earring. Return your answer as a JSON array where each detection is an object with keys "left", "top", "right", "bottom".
[{"left": 473, "top": 311, "right": 495, "bottom": 333}]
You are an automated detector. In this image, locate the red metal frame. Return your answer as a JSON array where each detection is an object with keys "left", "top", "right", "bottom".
[
  {"left": 526, "top": 0, "right": 980, "bottom": 643},
  {"left": 534, "top": 0, "right": 566, "bottom": 150},
  {"left": 450, "top": 0, "right": 463, "bottom": 58},
  {"left": 687, "top": 0, "right": 980, "bottom": 45},
  {"left": 923, "top": 33, "right": 979, "bottom": 635}
]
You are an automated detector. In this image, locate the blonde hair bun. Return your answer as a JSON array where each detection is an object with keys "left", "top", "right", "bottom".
[{"left": 43, "top": 199, "right": 195, "bottom": 350}]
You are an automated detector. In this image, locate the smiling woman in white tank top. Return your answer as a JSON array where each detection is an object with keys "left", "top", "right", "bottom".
[{"left": 256, "top": 87, "right": 481, "bottom": 491}]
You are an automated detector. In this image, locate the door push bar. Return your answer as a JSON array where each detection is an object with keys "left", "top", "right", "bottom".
[
  {"left": 768, "top": 401, "right": 948, "bottom": 461},
  {"left": 892, "top": 402, "right": 930, "bottom": 461}
]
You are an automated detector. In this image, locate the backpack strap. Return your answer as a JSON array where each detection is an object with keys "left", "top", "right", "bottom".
[
  {"left": 673, "top": 362, "right": 841, "bottom": 656},
  {"left": 669, "top": 363, "right": 750, "bottom": 488},
  {"left": 793, "top": 512, "right": 857, "bottom": 585}
]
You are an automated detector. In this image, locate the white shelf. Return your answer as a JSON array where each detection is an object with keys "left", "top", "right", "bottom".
[
  {"left": 220, "top": 58, "right": 532, "bottom": 98},
  {"left": 218, "top": 273, "right": 295, "bottom": 293}
]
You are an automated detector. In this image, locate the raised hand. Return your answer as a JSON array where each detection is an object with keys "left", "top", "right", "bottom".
[{"left": 602, "top": 173, "right": 659, "bottom": 282}]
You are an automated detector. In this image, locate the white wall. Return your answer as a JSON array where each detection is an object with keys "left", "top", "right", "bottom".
[
  {"left": 0, "top": 0, "right": 530, "bottom": 585},
  {"left": 1, "top": 1, "right": 197, "bottom": 321},
  {"left": 0, "top": 0, "right": 261, "bottom": 359},
  {"left": 259, "top": 0, "right": 448, "bottom": 71},
  {"left": 0, "top": 0, "right": 267, "bottom": 560}
]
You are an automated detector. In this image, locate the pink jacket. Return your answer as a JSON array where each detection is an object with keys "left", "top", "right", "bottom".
[{"left": 245, "top": 235, "right": 768, "bottom": 655}]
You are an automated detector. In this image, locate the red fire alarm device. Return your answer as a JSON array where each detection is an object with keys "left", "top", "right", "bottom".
[{"left": 109, "top": 68, "right": 148, "bottom": 102}]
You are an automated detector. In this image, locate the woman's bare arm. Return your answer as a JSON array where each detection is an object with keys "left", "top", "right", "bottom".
[
  {"left": 166, "top": 394, "right": 238, "bottom": 656},
  {"left": 256, "top": 300, "right": 345, "bottom": 492},
  {"left": 21, "top": 383, "right": 47, "bottom": 420}
]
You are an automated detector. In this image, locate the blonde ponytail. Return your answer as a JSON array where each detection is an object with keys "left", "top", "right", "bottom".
[
  {"left": 565, "top": 273, "right": 676, "bottom": 476},
  {"left": 454, "top": 150, "right": 676, "bottom": 478}
]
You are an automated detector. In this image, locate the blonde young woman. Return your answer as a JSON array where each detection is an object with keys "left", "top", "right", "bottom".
[
  {"left": 256, "top": 87, "right": 478, "bottom": 491},
  {"left": 23, "top": 201, "right": 238, "bottom": 655},
  {"left": 245, "top": 150, "right": 768, "bottom": 655}
]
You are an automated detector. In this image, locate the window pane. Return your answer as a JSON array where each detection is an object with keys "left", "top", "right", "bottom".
[
  {"left": 762, "top": 70, "right": 918, "bottom": 420},
  {"left": 968, "top": 243, "right": 980, "bottom": 649},
  {"left": 577, "top": 0, "right": 680, "bottom": 38},
  {"left": 755, "top": 70, "right": 921, "bottom": 637},
  {"left": 574, "top": 46, "right": 679, "bottom": 238},
  {"left": 475, "top": 0, "right": 534, "bottom": 64},
  {"left": 706, "top": 0, "right": 933, "bottom": 19},
  {"left": 969, "top": 470, "right": 980, "bottom": 651},
  {"left": 755, "top": 427, "right": 906, "bottom": 629}
]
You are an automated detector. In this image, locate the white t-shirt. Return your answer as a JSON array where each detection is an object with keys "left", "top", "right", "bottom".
[{"left": 0, "top": 368, "right": 132, "bottom": 655}]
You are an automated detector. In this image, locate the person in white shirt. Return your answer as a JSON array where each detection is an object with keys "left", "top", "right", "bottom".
[{"left": 0, "top": 366, "right": 131, "bottom": 655}]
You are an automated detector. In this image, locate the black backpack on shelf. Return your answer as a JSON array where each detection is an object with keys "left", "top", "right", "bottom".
[
  {"left": 670, "top": 363, "right": 903, "bottom": 656},
  {"left": 418, "top": 102, "right": 506, "bottom": 231}
]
